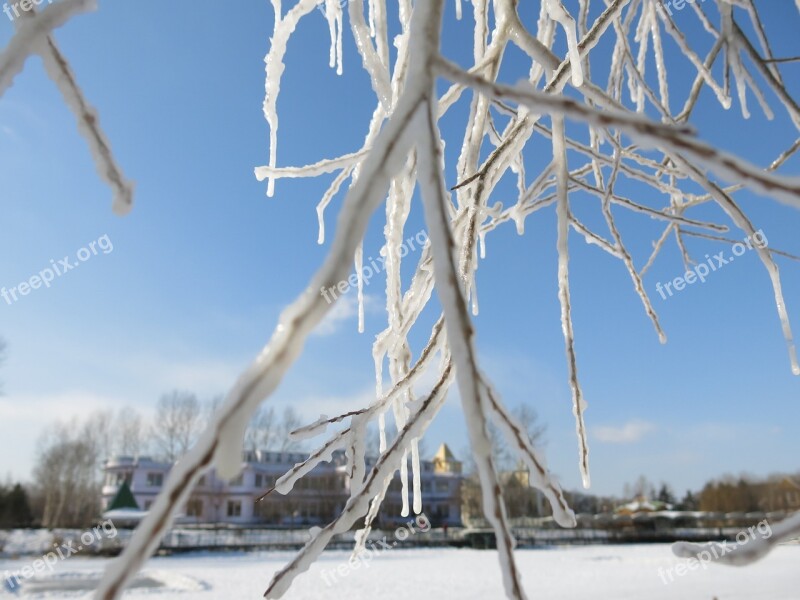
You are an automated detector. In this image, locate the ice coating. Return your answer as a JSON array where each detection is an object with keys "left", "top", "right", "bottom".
[
  {"left": 323, "top": 0, "right": 344, "bottom": 76},
  {"left": 1, "top": 0, "right": 133, "bottom": 215},
  {"left": 544, "top": 0, "right": 584, "bottom": 87},
  {"left": 263, "top": 0, "right": 320, "bottom": 197},
  {"left": 90, "top": 0, "right": 800, "bottom": 597},
  {"left": 355, "top": 242, "right": 365, "bottom": 333}
]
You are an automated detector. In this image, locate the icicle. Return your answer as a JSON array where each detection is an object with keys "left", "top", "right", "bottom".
[
  {"left": 544, "top": 0, "right": 584, "bottom": 87},
  {"left": 349, "top": 417, "right": 368, "bottom": 495},
  {"left": 368, "top": 0, "right": 376, "bottom": 37},
  {"left": 335, "top": 2, "right": 343, "bottom": 76},
  {"left": 355, "top": 242, "right": 365, "bottom": 333},
  {"left": 263, "top": 0, "right": 320, "bottom": 197},
  {"left": 469, "top": 272, "right": 479, "bottom": 316},
  {"left": 727, "top": 39, "right": 750, "bottom": 119},
  {"left": 721, "top": 4, "right": 749, "bottom": 119},
  {"left": 634, "top": 8, "right": 650, "bottom": 113},
  {"left": 399, "top": 447, "right": 410, "bottom": 516},
  {"left": 317, "top": 205, "right": 326, "bottom": 245},
  {"left": 648, "top": 4, "right": 670, "bottom": 112},
  {"left": 324, "top": 0, "right": 343, "bottom": 75},
  {"left": 553, "top": 115, "right": 591, "bottom": 489},
  {"left": 389, "top": 366, "right": 411, "bottom": 517},
  {"left": 732, "top": 61, "right": 750, "bottom": 119},
  {"left": 455, "top": 0, "right": 462, "bottom": 20},
  {"left": 510, "top": 203, "right": 525, "bottom": 235},
  {"left": 378, "top": 412, "right": 387, "bottom": 452},
  {"left": 317, "top": 167, "right": 353, "bottom": 245},
  {"left": 411, "top": 438, "right": 422, "bottom": 513}
]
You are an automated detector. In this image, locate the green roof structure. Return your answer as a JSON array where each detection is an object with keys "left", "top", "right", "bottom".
[{"left": 107, "top": 481, "right": 139, "bottom": 511}]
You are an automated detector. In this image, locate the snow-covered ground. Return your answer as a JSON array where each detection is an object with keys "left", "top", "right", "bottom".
[{"left": 1, "top": 544, "right": 798, "bottom": 599}]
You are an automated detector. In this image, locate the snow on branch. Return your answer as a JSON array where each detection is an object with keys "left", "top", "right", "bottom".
[
  {"left": 0, "top": 0, "right": 94, "bottom": 97},
  {"left": 1, "top": 0, "right": 134, "bottom": 214},
  {"left": 35, "top": 34, "right": 134, "bottom": 215},
  {"left": 92, "top": 0, "right": 800, "bottom": 598},
  {"left": 673, "top": 512, "right": 800, "bottom": 566}
]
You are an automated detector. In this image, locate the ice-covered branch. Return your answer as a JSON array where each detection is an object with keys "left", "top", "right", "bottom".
[
  {"left": 435, "top": 59, "right": 800, "bottom": 208},
  {"left": 36, "top": 35, "right": 134, "bottom": 215},
  {"left": 673, "top": 512, "right": 800, "bottom": 566},
  {"left": 0, "top": 0, "right": 94, "bottom": 97},
  {"left": 92, "top": 1, "right": 800, "bottom": 597},
  {"left": 264, "top": 361, "right": 455, "bottom": 598},
  {"left": 95, "top": 15, "right": 430, "bottom": 600},
  {"left": 485, "top": 383, "right": 575, "bottom": 528},
  {"left": 1, "top": 0, "right": 132, "bottom": 214},
  {"left": 417, "top": 43, "right": 527, "bottom": 599}
]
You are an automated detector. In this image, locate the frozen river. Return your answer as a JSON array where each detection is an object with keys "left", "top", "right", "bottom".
[{"left": 2, "top": 544, "right": 798, "bottom": 598}]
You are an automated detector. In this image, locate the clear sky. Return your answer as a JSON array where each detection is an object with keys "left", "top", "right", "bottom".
[{"left": 0, "top": 1, "right": 798, "bottom": 499}]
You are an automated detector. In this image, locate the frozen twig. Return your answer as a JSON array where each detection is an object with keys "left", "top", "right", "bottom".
[
  {"left": 1, "top": 0, "right": 133, "bottom": 214},
  {"left": 0, "top": 0, "right": 95, "bottom": 97},
  {"left": 88, "top": 1, "right": 800, "bottom": 597},
  {"left": 673, "top": 512, "right": 800, "bottom": 566}
]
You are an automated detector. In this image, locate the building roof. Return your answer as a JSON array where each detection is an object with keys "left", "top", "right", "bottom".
[
  {"left": 107, "top": 481, "right": 140, "bottom": 511},
  {"left": 434, "top": 443, "right": 456, "bottom": 462},
  {"left": 615, "top": 497, "right": 671, "bottom": 514}
]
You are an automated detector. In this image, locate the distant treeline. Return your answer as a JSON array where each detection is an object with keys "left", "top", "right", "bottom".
[{"left": 0, "top": 483, "right": 33, "bottom": 528}]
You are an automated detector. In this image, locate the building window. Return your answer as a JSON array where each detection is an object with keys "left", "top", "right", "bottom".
[
  {"left": 111, "top": 471, "right": 132, "bottom": 486},
  {"left": 187, "top": 499, "right": 203, "bottom": 517},
  {"left": 227, "top": 500, "right": 242, "bottom": 517},
  {"left": 436, "top": 481, "right": 449, "bottom": 493},
  {"left": 147, "top": 473, "right": 164, "bottom": 487},
  {"left": 144, "top": 501, "right": 153, "bottom": 510},
  {"left": 230, "top": 474, "right": 244, "bottom": 487},
  {"left": 198, "top": 476, "right": 206, "bottom": 487}
]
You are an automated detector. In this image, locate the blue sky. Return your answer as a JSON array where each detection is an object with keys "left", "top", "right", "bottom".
[{"left": 0, "top": 1, "right": 798, "bottom": 499}]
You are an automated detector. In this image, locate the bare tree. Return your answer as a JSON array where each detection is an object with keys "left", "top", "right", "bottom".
[
  {"left": 149, "top": 391, "right": 203, "bottom": 463},
  {"left": 83, "top": 409, "right": 115, "bottom": 467},
  {"left": 116, "top": 407, "right": 147, "bottom": 457},
  {"left": 623, "top": 475, "right": 655, "bottom": 500},
  {"left": 202, "top": 394, "right": 224, "bottom": 425},
  {"left": 490, "top": 405, "right": 547, "bottom": 471},
  {"left": 4, "top": 1, "right": 798, "bottom": 598},
  {"left": 33, "top": 418, "right": 101, "bottom": 528},
  {"left": 276, "top": 407, "right": 303, "bottom": 452},
  {"left": 244, "top": 406, "right": 277, "bottom": 452},
  {"left": 465, "top": 405, "right": 547, "bottom": 521},
  {"left": 32, "top": 409, "right": 117, "bottom": 527}
]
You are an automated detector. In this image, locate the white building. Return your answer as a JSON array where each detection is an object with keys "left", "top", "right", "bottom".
[{"left": 102, "top": 444, "right": 463, "bottom": 527}]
